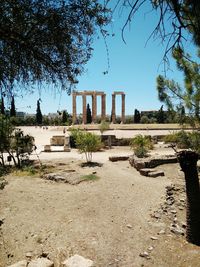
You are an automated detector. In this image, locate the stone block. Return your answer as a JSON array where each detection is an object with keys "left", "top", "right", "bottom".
[
  {"left": 28, "top": 257, "right": 54, "bottom": 267},
  {"left": 64, "top": 145, "right": 71, "bottom": 152},
  {"left": 148, "top": 171, "right": 165, "bottom": 177},
  {"left": 44, "top": 145, "right": 51, "bottom": 152},
  {"left": 7, "top": 261, "right": 27, "bottom": 267},
  {"left": 62, "top": 255, "right": 93, "bottom": 267},
  {"left": 109, "top": 156, "right": 129, "bottom": 162},
  {"left": 50, "top": 136, "right": 65, "bottom": 146}
]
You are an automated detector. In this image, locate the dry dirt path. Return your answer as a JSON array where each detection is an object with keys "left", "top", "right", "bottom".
[{"left": 0, "top": 157, "right": 171, "bottom": 267}]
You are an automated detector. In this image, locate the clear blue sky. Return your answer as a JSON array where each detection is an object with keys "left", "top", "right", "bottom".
[{"left": 15, "top": 2, "right": 194, "bottom": 116}]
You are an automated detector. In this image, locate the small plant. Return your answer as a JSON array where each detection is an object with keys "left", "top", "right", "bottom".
[
  {"left": 130, "top": 135, "right": 153, "bottom": 158},
  {"left": 164, "top": 130, "right": 200, "bottom": 153},
  {"left": 74, "top": 131, "right": 102, "bottom": 162},
  {"left": 81, "top": 174, "right": 100, "bottom": 181},
  {"left": 99, "top": 120, "right": 110, "bottom": 134}
]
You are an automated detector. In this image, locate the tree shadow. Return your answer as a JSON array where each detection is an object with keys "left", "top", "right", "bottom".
[{"left": 80, "top": 162, "right": 103, "bottom": 168}]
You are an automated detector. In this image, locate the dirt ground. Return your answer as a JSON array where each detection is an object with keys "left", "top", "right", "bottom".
[{"left": 0, "top": 127, "right": 200, "bottom": 267}]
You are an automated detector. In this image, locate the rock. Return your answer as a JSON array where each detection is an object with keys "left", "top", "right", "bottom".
[
  {"left": 126, "top": 224, "right": 133, "bottom": 229},
  {"left": 43, "top": 172, "right": 86, "bottom": 185},
  {"left": 170, "top": 226, "right": 185, "bottom": 236},
  {"left": 147, "top": 246, "right": 154, "bottom": 251},
  {"left": 7, "top": 260, "right": 27, "bottom": 267},
  {"left": 62, "top": 255, "right": 93, "bottom": 267},
  {"left": 148, "top": 171, "right": 165, "bottom": 177},
  {"left": 139, "top": 168, "right": 152, "bottom": 176},
  {"left": 44, "top": 145, "right": 51, "bottom": 152},
  {"left": 109, "top": 156, "right": 129, "bottom": 162},
  {"left": 28, "top": 257, "right": 54, "bottom": 267},
  {"left": 139, "top": 252, "right": 150, "bottom": 259},
  {"left": 158, "top": 230, "right": 165, "bottom": 235},
  {"left": 0, "top": 178, "right": 8, "bottom": 190},
  {"left": 150, "top": 236, "right": 158, "bottom": 240},
  {"left": 25, "top": 252, "right": 33, "bottom": 259}
]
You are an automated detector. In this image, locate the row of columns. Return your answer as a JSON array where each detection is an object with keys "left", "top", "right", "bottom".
[{"left": 72, "top": 91, "right": 125, "bottom": 124}]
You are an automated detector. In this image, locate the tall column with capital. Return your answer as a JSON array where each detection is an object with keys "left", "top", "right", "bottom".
[
  {"left": 121, "top": 94, "right": 125, "bottom": 123},
  {"left": 82, "top": 94, "right": 87, "bottom": 124},
  {"left": 72, "top": 93, "right": 77, "bottom": 124},
  {"left": 101, "top": 94, "right": 106, "bottom": 121},
  {"left": 112, "top": 93, "right": 116, "bottom": 123},
  {"left": 92, "top": 93, "right": 97, "bottom": 123}
]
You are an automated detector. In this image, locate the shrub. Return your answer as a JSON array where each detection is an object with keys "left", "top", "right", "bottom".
[
  {"left": 99, "top": 120, "right": 110, "bottom": 134},
  {"left": 130, "top": 135, "right": 153, "bottom": 158},
  {"left": 73, "top": 130, "right": 102, "bottom": 162},
  {"left": 164, "top": 130, "right": 200, "bottom": 153}
]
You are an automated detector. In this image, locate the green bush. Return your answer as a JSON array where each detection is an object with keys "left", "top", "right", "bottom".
[
  {"left": 99, "top": 120, "right": 110, "bottom": 134},
  {"left": 164, "top": 130, "right": 200, "bottom": 153},
  {"left": 72, "top": 130, "right": 102, "bottom": 162},
  {"left": 130, "top": 135, "right": 153, "bottom": 158}
]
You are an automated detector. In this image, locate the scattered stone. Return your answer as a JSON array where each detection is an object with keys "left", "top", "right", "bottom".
[
  {"left": 150, "top": 236, "right": 158, "bottom": 240},
  {"left": 28, "top": 257, "right": 54, "bottom": 267},
  {"left": 62, "top": 254, "right": 94, "bottom": 267},
  {"left": 25, "top": 252, "right": 32, "bottom": 259},
  {"left": 147, "top": 246, "right": 154, "bottom": 252},
  {"left": 92, "top": 171, "right": 97, "bottom": 174},
  {"left": 7, "top": 260, "right": 27, "bottom": 267},
  {"left": 126, "top": 224, "right": 133, "bottom": 229},
  {"left": 139, "top": 252, "right": 150, "bottom": 259},
  {"left": 158, "top": 230, "right": 165, "bottom": 235},
  {"left": 43, "top": 172, "right": 88, "bottom": 185},
  {"left": 170, "top": 225, "right": 185, "bottom": 236},
  {"left": 170, "top": 210, "right": 177, "bottom": 214}
]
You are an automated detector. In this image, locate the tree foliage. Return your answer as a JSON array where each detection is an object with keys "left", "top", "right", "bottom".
[
  {"left": 0, "top": 116, "right": 35, "bottom": 167},
  {"left": 134, "top": 109, "right": 141, "bottom": 123},
  {"left": 112, "top": 1, "right": 200, "bottom": 57},
  {"left": 130, "top": 134, "right": 153, "bottom": 158},
  {"left": 157, "top": 47, "right": 200, "bottom": 123},
  {"left": 86, "top": 103, "right": 92, "bottom": 124},
  {"left": 36, "top": 99, "right": 42, "bottom": 125},
  {"left": 0, "top": 0, "right": 110, "bottom": 96},
  {"left": 0, "top": 97, "right": 5, "bottom": 115},
  {"left": 10, "top": 96, "right": 16, "bottom": 117}
]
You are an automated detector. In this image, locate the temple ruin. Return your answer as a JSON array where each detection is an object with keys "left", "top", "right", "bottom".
[{"left": 72, "top": 90, "right": 125, "bottom": 124}]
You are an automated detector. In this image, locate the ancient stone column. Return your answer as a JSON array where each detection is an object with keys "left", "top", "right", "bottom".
[
  {"left": 101, "top": 94, "right": 106, "bottom": 121},
  {"left": 92, "top": 93, "right": 97, "bottom": 123},
  {"left": 82, "top": 94, "right": 87, "bottom": 124},
  {"left": 112, "top": 94, "right": 116, "bottom": 123},
  {"left": 72, "top": 93, "right": 77, "bottom": 124},
  {"left": 121, "top": 94, "right": 125, "bottom": 123}
]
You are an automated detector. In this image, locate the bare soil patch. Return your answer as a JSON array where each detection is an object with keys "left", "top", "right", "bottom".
[{"left": 0, "top": 127, "right": 200, "bottom": 266}]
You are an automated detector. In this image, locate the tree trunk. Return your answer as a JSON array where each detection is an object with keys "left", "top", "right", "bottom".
[{"left": 177, "top": 150, "right": 200, "bottom": 246}]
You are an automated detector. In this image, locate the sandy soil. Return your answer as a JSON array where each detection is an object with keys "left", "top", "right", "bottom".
[{"left": 0, "top": 127, "right": 200, "bottom": 267}]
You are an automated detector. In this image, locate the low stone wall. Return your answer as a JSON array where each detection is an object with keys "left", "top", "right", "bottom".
[{"left": 50, "top": 136, "right": 69, "bottom": 146}]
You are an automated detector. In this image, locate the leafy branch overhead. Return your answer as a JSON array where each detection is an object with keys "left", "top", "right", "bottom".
[
  {"left": 0, "top": 0, "right": 110, "bottom": 95},
  {"left": 157, "top": 47, "right": 200, "bottom": 122}
]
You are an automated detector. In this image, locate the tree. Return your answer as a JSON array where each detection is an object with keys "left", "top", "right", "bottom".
[
  {"left": 86, "top": 103, "right": 92, "bottom": 124},
  {"left": 157, "top": 105, "right": 166, "bottom": 123},
  {"left": 0, "top": 97, "right": 5, "bottom": 115},
  {"left": 10, "top": 96, "right": 16, "bottom": 117},
  {"left": 157, "top": 47, "right": 200, "bottom": 124},
  {"left": 0, "top": 0, "right": 110, "bottom": 96},
  {"left": 62, "top": 110, "right": 67, "bottom": 124},
  {"left": 134, "top": 109, "right": 141, "bottom": 123},
  {"left": 177, "top": 151, "right": 200, "bottom": 246},
  {"left": 112, "top": 1, "right": 200, "bottom": 57},
  {"left": 73, "top": 130, "right": 102, "bottom": 162},
  {"left": 36, "top": 99, "right": 42, "bottom": 125}
]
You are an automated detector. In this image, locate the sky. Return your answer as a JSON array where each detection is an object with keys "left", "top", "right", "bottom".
[{"left": 15, "top": 2, "right": 195, "bottom": 116}]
